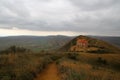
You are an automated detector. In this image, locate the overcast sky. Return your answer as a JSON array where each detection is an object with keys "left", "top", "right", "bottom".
[{"left": 0, "top": 0, "right": 120, "bottom": 36}]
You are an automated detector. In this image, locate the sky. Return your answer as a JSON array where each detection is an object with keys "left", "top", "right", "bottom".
[{"left": 0, "top": 0, "right": 120, "bottom": 36}]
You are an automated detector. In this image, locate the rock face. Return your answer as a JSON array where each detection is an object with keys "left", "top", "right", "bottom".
[
  {"left": 60, "top": 35, "right": 120, "bottom": 53},
  {"left": 70, "top": 38, "right": 88, "bottom": 52}
]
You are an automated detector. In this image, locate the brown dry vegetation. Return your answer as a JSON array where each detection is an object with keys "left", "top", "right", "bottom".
[
  {"left": 0, "top": 52, "right": 53, "bottom": 80},
  {"left": 0, "top": 46, "right": 120, "bottom": 80},
  {"left": 57, "top": 52, "right": 120, "bottom": 80}
]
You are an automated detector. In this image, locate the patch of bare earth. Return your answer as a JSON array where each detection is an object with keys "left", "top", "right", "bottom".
[{"left": 34, "top": 63, "right": 60, "bottom": 80}]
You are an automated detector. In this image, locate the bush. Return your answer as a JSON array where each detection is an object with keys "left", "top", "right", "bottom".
[
  {"left": 16, "top": 72, "right": 34, "bottom": 80},
  {"left": 0, "top": 45, "right": 30, "bottom": 54},
  {"left": 56, "top": 60, "right": 60, "bottom": 64},
  {"left": 87, "top": 49, "right": 109, "bottom": 54},
  {"left": 67, "top": 53, "right": 78, "bottom": 60},
  {"left": 97, "top": 57, "right": 108, "bottom": 65},
  {"left": 0, "top": 72, "right": 15, "bottom": 80},
  {"left": 0, "top": 51, "right": 53, "bottom": 80},
  {"left": 51, "top": 55, "right": 61, "bottom": 61},
  {"left": 1, "top": 76, "right": 11, "bottom": 80}
]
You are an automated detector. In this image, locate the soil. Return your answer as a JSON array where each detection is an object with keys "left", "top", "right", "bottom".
[{"left": 34, "top": 63, "right": 60, "bottom": 80}]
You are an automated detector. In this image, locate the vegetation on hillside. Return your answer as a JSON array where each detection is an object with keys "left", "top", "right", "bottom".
[
  {"left": 0, "top": 47, "right": 53, "bottom": 80},
  {"left": 60, "top": 35, "right": 120, "bottom": 53},
  {"left": 0, "top": 36, "right": 120, "bottom": 80},
  {"left": 0, "top": 45, "right": 31, "bottom": 54},
  {"left": 57, "top": 52, "right": 120, "bottom": 80}
]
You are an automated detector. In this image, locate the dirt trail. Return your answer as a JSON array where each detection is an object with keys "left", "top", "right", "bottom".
[{"left": 34, "top": 63, "right": 60, "bottom": 80}]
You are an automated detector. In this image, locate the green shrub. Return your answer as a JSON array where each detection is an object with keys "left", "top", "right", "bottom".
[
  {"left": 0, "top": 45, "right": 30, "bottom": 54},
  {"left": 1, "top": 76, "right": 11, "bottom": 80},
  {"left": 56, "top": 60, "right": 60, "bottom": 64},
  {"left": 0, "top": 51, "right": 53, "bottom": 80},
  {"left": 0, "top": 72, "right": 15, "bottom": 80},
  {"left": 16, "top": 72, "right": 34, "bottom": 80},
  {"left": 97, "top": 57, "right": 108, "bottom": 65},
  {"left": 87, "top": 49, "right": 109, "bottom": 54},
  {"left": 67, "top": 53, "right": 78, "bottom": 60}
]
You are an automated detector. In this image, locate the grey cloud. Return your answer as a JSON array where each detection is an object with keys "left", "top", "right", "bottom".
[
  {"left": 69, "top": 0, "right": 120, "bottom": 11},
  {"left": 0, "top": 0, "right": 120, "bottom": 36},
  {"left": 0, "top": 0, "right": 30, "bottom": 17}
]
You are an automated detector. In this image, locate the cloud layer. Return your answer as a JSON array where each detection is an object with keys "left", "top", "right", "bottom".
[{"left": 0, "top": 0, "right": 120, "bottom": 36}]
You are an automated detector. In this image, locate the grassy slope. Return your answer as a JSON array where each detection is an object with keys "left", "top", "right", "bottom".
[
  {"left": 57, "top": 52, "right": 120, "bottom": 80},
  {"left": 0, "top": 50, "right": 120, "bottom": 80},
  {"left": 60, "top": 35, "right": 120, "bottom": 53},
  {"left": 0, "top": 52, "right": 53, "bottom": 80}
]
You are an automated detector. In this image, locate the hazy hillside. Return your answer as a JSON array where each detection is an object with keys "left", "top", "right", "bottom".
[
  {"left": 0, "top": 35, "right": 120, "bottom": 52},
  {"left": 0, "top": 35, "right": 73, "bottom": 52},
  {"left": 91, "top": 36, "right": 120, "bottom": 47}
]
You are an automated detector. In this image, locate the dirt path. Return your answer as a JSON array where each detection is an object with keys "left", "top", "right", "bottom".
[{"left": 34, "top": 63, "right": 60, "bottom": 80}]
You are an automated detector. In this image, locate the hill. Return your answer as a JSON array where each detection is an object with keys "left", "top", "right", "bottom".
[
  {"left": 91, "top": 36, "right": 120, "bottom": 47},
  {"left": 0, "top": 35, "right": 73, "bottom": 52},
  {"left": 60, "top": 35, "right": 120, "bottom": 53},
  {"left": 0, "top": 35, "right": 120, "bottom": 52}
]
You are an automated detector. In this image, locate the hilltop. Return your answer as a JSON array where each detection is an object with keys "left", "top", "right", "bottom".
[{"left": 60, "top": 35, "right": 120, "bottom": 53}]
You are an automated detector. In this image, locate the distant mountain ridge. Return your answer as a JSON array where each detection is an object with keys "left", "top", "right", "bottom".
[
  {"left": 91, "top": 36, "right": 120, "bottom": 47},
  {"left": 0, "top": 35, "right": 119, "bottom": 52},
  {"left": 0, "top": 35, "right": 73, "bottom": 52}
]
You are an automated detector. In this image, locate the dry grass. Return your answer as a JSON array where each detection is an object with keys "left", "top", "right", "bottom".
[
  {"left": 0, "top": 50, "right": 120, "bottom": 80},
  {"left": 0, "top": 52, "right": 52, "bottom": 80},
  {"left": 57, "top": 53, "right": 120, "bottom": 80}
]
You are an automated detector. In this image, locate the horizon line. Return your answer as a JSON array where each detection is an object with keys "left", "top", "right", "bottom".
[{"left": 0, "top": 34, "right": 120, "bottom": 37}]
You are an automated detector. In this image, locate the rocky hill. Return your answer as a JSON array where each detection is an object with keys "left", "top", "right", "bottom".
[{"left": 60, "top": 35, "right": 120, "bottom": 53}]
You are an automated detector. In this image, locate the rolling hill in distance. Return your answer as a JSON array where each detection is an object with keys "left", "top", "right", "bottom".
[
  {"left": 0, "top": 35, "right": 73, "bottom": 52},
  {"left": 0, "top": 35, "right": 120, "bottom": 52},
  {"left": 91, "top": 36, "right": 120, "bottom": 47}
]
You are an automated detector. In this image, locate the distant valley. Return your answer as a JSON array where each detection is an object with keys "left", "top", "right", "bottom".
[{"left": 0, "top": 35, "right": 119, "bottom": 52}]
